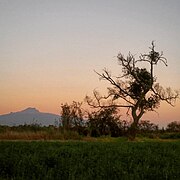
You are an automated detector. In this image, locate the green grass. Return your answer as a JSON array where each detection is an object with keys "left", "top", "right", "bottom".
[{"left": 0, "top": 140, "right": 180, "bottom": 179}]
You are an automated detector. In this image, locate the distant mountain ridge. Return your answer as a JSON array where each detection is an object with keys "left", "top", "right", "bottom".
[
  {"left": 20, "top": 107, "right": 40, "bottom": 114},
  {"left": 0, "top": 107, "right": 60, "bottom": 126}
]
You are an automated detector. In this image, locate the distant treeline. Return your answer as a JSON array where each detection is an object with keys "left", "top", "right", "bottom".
[
  {"left": 0, "top": 102, "right": 179, "bottom": 140},
  {"left": 59, "top": 102, "right": 180, "bottom": 139}
]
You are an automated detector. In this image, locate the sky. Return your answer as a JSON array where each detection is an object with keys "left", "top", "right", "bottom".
[{"left": 0, "top": 0, "right": 180, "bottom": 127}]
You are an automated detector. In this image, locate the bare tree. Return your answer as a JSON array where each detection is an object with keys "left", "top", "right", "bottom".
[{"left": 86, "top": 42, "right": 179, "bottom": 140}]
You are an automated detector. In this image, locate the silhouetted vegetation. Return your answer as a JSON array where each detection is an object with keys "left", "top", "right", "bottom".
[
  {"left": 0, "top": 101, "right": 179, "bottom": 140},
  {"left": 87, "top": 107, "right": 122, "bottom": 137},
  {"left": 86, "top": 42, "right": 179, "bottom": 140},
  {"left": 0, "top": 118, "right": 179, "bottom": 140},
  {"left": 60, "top": 101, "right": 87, "bottom": 135},
  {"left": 159, "top": 121, "right": 180, "bottom": 139},
  {"left": 166, "top": 121, "right": 180, "bottom": 132},
  {"left": 61, "top": 102, "right": 83, "bottom": 130}
]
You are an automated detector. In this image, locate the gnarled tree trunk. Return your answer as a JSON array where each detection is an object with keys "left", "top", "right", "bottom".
[{"left": 128, "top": 107, "right": 143, "bottom": 140}]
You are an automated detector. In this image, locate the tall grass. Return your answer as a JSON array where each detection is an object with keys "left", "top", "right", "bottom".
[
  {"left": 0, "top": 141, "right": 179, "bottom": 179},
  {"left": 0, "top": 125, "right": 82, "bottom": 140}
]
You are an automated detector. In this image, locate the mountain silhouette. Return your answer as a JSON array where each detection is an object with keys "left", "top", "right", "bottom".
[
  {"left": 0, "top": 107, "right": 60, "bottom": 126},
  {"left": 20, "top": 107, "right": 40, "bottom": 114}
]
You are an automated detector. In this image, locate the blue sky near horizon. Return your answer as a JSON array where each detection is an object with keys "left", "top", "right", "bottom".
[{"left": 0, "top": 0, "right": 180, "bottom": 127}]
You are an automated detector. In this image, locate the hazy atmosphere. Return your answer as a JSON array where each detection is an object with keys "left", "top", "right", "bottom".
[{"left": 0, "top": 0, "right": 180, "bottom": 127}]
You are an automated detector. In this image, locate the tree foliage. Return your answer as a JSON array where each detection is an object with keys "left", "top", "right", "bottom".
[
  {"left": 87, "top": 107, "right": 121, "bottom": 137},
  {"left": 138, "top": 120, "right": 159, "bottom": 132},
  {"left": 166, "top": 121, "right": 180, "bottom": 132},
  {"left": 60, "top": 101, "right": 84, "bottom": 133}
]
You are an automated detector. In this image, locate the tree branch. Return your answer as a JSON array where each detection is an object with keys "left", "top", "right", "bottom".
[
  {"left": 85, "top": 90, "right": 133, "bottom": 110},
  {"left": 152, "top": 85, "right": 179, "bottom": 106},
  {"left": 95, "top": 69, "right": 134, "bottom": 99}
]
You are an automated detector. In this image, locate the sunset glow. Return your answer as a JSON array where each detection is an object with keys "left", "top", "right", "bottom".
[{"left": 0, "top": 0, "right": 180, "bottom": 127}]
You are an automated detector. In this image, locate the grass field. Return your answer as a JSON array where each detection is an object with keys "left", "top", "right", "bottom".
[{"left": 0, "top": 139, "right": 180, "bottom": 179}]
